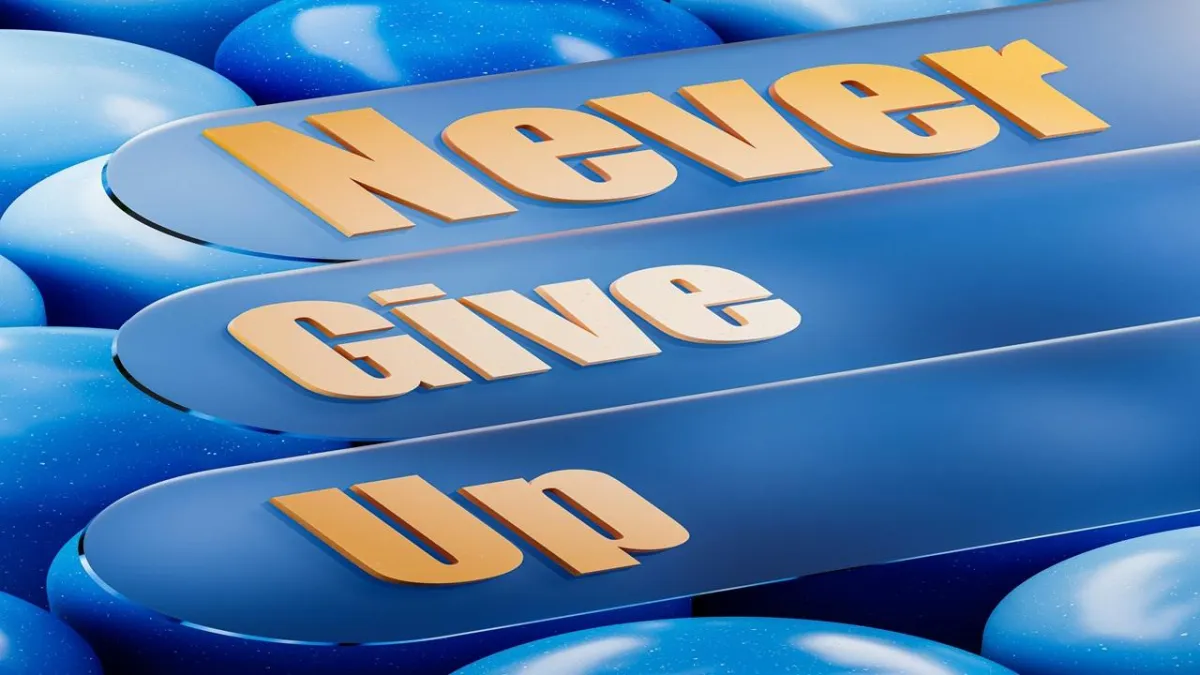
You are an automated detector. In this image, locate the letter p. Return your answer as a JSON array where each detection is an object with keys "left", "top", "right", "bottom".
[{"left": 461, "top": 469, "right": 689, "bottom": 576}]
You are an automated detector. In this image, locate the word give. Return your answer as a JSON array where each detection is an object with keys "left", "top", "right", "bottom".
[{"left": 229, "top": 264, "right": 800, "bottom": 400}]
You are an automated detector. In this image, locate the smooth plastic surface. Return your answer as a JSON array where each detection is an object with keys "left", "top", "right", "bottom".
[
  {"left": 54, "top": 318, "right": 1200, "bottom": 667},
  {"left": 48, "top": 531, "right": 691, "bottom": 675},
  {"left": 984, "top": 526, "right": 1200, "bottom": 674},
  {"left": 0, "top": 29, "right": 252, "bottom": 211},
  {"left": 0, "top": 156, "right": 309, "bottom": 328},
  {"left": 115, "top": 143, "right": 1200, "bottom": 440}
]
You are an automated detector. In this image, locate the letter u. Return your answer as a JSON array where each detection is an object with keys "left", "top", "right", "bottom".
[{"left": 272, "top": 476, "right": 524, "bottom": 585}]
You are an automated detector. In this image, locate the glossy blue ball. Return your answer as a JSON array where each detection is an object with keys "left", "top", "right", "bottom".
[
  {"left": 0, "top": 156, "right": 311, "bottom": 329},
  {"left": 0, "top": 30, "right": 252, "bottom": 213},
  {"left": 215, "top": 0, "right": 723, "bottom": 104},
  {"left": 670, "top": 0, "right": 1048, "bottom": 42},
  {"left": 984, "top": 526, "right": 1200, "bottom": 674},
  {"left": 0, "top": 255, "right": 44, "bottom": 327},
  {"left": 0, "top": 591, "right": 99, "bottom": 674},
  {"left": 454, "top": 617, "right": 1017, "bottom": 674},
  {"left": 0, "top": 327, "right": 342, "bottom": 606},
  {"left": 0, "top": 0, "right": 277, "bottom": 65}
]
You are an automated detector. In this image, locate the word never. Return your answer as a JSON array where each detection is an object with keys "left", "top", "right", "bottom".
[{"left": 202, "top": 40, "right": 1107, "bottom": 238}]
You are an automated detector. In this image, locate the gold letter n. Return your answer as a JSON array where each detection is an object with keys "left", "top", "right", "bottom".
[{"left": 203, "top": 108, "right": 516, "bottom": 238}]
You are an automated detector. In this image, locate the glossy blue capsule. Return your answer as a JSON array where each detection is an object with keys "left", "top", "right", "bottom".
[
  {"left": 0, "top": 591, "right": 100, "bottom": 674},
  {"left": 0, "top": 327, "right": 341, "bottom": 606},
  {"left": 671, "top": 0, "right": 1048, "bottom": 42},
  {"left": 0, "top": 156, "right": 310, "bottom": 329},
  {"left": 0, "top": 255, "right": 44, "bottom": 327},
  {"left": 454, "top": 617, "right": 1016, "bottom": 674},
  {"left": 214, "top": 0, "right": 723, "bottom": 104},
  {"left": 983, "top": 526, "right": 1200, "bottom": 674},
  {"left": 0, "top": 30, "right": 252, "bottom": 212},
  {"left": 110, "top": 0, "right": 1191, "bottom": 264},
  {"left": 0, "top": 0, "right": 277, "bottom": 65}
]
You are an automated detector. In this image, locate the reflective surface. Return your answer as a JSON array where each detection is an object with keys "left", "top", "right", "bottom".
[
  {"left": 0, "top": 328, "right": 341, "bottom": 605},
  {"left": 116, "top": 143, "right": 1200, "bottom": 440},
  {"left": 107, "top": 0, "right": 1200, "bottom": 262},
  {"left": 0, "top": 157, "right": 310, "bottom": 329},
  {"left": 0, "top": 0, "right": 277, "bottom": 65},
  {"left": 0, "top": 30, "right": 252, "bottom": 211},
  {"left": 47, "top": 532, "right": 690, "bottom": 675},
  {"left": 214, "top": 0, "right": 722, "bottom": 103},
  {"left": 672, "top": 0, "right": 1048, "bottom": 41},
  {"left": 984, "top": 526, "right": 1200, "bottom": 674},
  {"left": 454, "top": 618, "right": 1016, "bottom": 674},
  {"left": 0, "top": 591, "right": 99, "bottom": 674},
  {"left": 0, "top": 255, "right": 43, "bottom": 327},
  {"left": 61, "top": 318, "right": 1200, "bottom": 650},
  {"left": 697, "top": 510, "right": 1200, "bottom": 653}
]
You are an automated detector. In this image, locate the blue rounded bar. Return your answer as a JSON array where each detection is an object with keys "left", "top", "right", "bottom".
[
  {"left": 215, "top": 0, "right": 722, "bottom": 103},
  {"left": 0, "top": 156, "right": 310, "bottom": 329},
  {"left": 984, "top": 526, "right": 1200, "bottom": 674},
  {"left": 113, "top": 143, "right": 1200, "bottom": 440}
]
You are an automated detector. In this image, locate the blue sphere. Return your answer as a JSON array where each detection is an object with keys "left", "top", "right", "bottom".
[
  {"left": 215, "top": 0, "right": 723, "bottom": 103},
  {"left": 0, "top": 30, "right": 252, "bottom": 212},
  {"left": 0, "top": 591, "right": 99, "bottom": 674},
  {"left": 670, "top": 0, "right": 1048, "bottom": 42},
  {"left": 0, "top": 255, "right": 43, "bottom": 327},
  {"left": 0, "top": 0, "right": 277, "bottom": 65},
  {"left": 0, "top": 156, "right": 311, "bottom": 329},
  {"left": 984, "top": 526, "right": 1200, "bottom": 674},
  {"left": 0, "top": 327, "right": 342, "bottom": 605},
  {"left": 454, "top": 617, "right": 1017, "bottom": 674}
]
